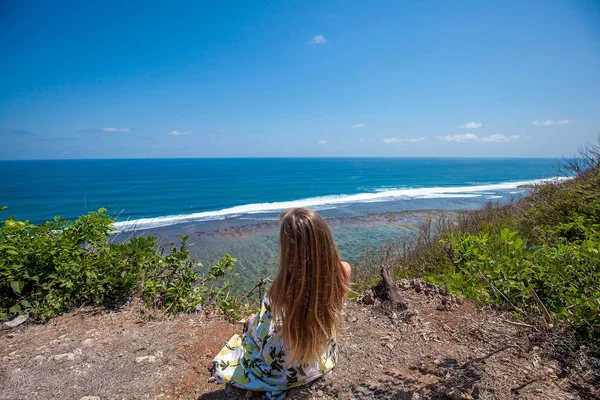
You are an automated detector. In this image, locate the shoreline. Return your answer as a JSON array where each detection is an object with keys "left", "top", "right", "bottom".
[
  {"left": 112, "top": 177, "right": 568, "bottom": 233},
  {"left": 113, "top": 203, "right": 476, "bottom": 291},
  {"left": 109, "top": 178, "right": 564, "bottom": 291}
]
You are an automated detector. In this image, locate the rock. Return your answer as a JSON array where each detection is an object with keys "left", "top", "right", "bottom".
[
  {"left": 136, "top": 355, "right": 156, "bottom": 363},
  {"left": 412, "top": 280, "right": 422, "bottom": 293},
  {"left": 135, "top": 353, "right": 162, "bottom": 363},
  {"left": 74, "top": 348, "right": 83, "bottom": 356},
  {"left": 51, "top": 352, "right": 75, "bottom": 361},
  {"left": 80, "top": 397, "right": 101, "bottom": 400},
  {"left": 362, "top": 291, "right": 375, "bottom": 305},
  {"left": 397, "top": 280, "right": 412, "bottom": 290},
  {"left": 434, "top": 359, "right": 442, "bottom": 365},
  {"left": 7, "top": 333, "right": 15, "bottom": 338},
  {"left": 385, "top": 343, "right": 395, "bottom": 350},
  {"left": 82, "top": 338, "right": 94, "bottom": 347},
  {"left": 195, "top": 304, "right": 204, "bottom": 313},
  {"left": 1, "top": 314, "right": 28, "bottom": 329},
  {"left": 445, "top": 388, "right": 473, "bottom": 400},
  {"left": 33, "top": 355, "right": 46, "bottom": 362}
]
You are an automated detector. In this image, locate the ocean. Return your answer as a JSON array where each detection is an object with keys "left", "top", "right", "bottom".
[{"left": 0, "top": 158, "right": 563, "bottom": 283}]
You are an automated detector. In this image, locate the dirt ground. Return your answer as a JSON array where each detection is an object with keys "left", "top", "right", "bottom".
[{"left": 1, "top": 281, "right": 598, "bottom": 400}]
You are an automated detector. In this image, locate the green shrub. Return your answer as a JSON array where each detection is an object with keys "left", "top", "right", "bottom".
[
  {"left": 366, "top": 148, "right": 600, "bottom": 342},
  {"left": 0, "top": 207, "right": 243, "bottom": 322},
  {"left": 423, "top": 228, "right": 600, "bottom": 341}
]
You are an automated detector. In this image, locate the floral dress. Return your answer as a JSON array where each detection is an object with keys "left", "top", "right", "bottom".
[{"left": 211, "top": 296, "right": 338, "bottom": 399}]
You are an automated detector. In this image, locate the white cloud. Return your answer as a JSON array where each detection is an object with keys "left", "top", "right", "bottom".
[
  {"left": 458, "top": 122, "right": 482, "bottom": 129},
  {"left": 382, "top": 137, "right": 426, "bottom": 144},
  {"left": 168, "top": 130, "right": 192, "bottom": 135},
  {"left": 309, "top": 35, "right": 326, "bottom": 45},
  {"left": 480, "top": 134, "right": 520, "bottom": 143},
  {"left": 102, "top": 127, "right": 129, "bottom": 132},
  {"left": 317, "top": 140, "right": 328, "bottom": 145},
  {"left": 532, "top": 119, "right": 577, "bottom": 126},
  {"left": 352, "top": 123, "right": 366, "bottom": 129},
  {"left": 439, "top": 133, "right": 479, "bottom": 142},
  {"left": 439, "top": 133, "right": 519, "bottom": 143}
]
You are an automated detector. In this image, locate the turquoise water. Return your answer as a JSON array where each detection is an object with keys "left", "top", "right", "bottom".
[
  {"left": 0, "top": 158, "right": 561, "bottom": 226},
  {"left": 0, "top": 157, "right": 564, "bottom": 286}
]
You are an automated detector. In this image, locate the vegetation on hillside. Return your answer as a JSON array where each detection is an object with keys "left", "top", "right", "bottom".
[
  {"left": 0, "top": 207, "right": 246, "bottom": 322},
  {"left": 359, "top": 145, "right": 600, "bottom": 342}
]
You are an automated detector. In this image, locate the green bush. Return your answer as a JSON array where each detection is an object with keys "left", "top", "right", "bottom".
[
  {"left": 424, "top": 228, "right": 600, "bottom": 341},
  {"left": 368, "top": 149, "right": 600, "bottom": 342},
  {"left": 0, "top": 207, "right": 242, "bottom": 322}
]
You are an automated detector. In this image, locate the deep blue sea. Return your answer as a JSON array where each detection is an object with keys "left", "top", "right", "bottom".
[{"left": 0, "top": 158, "right": 563, "bottom": 229}]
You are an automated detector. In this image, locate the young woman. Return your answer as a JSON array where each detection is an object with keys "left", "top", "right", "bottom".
[{"left": 211, "top": 208, "right": 351, "bottom": 399}]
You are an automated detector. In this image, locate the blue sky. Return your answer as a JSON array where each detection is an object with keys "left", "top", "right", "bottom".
[{"left": 0, "top": 0, "right": 599, "bottom": 159}]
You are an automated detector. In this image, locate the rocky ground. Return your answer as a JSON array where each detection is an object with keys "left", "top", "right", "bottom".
[{"left": 1, "top": 280, "right": 598, "bottom": 400}]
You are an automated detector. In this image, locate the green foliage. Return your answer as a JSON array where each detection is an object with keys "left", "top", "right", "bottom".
[
  {"left": 141, "top": 240, "right": 239, "bottom": 315},
  {"left": 0, "top": 208, "right": 242, "bottom": 322},
  {"left": 425, "top": 228, "right": 599, "bottom": 340},
  {"left": 383, "top": 154, "right": 600, "bottom": 342}
]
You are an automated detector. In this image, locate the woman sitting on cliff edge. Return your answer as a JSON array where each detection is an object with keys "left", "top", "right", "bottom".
[{"left": 211, "top": 207, "right": 352, "bottom": 399}]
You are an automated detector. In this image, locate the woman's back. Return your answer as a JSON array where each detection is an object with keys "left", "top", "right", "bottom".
[
  {"left": 268, "top": 208, "right": 350, "bottom": 366},
  {"left": 211, "top": 208, "right": 351, "bottom": 399}
]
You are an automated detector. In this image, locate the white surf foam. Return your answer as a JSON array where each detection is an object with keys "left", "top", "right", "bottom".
[{"left": 113, "top": 176, "right": 569, "bottom": 232}]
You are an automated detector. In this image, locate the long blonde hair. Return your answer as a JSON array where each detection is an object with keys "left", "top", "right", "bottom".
[{"left": 268, "top": 208, "right": 349, "bottom": 365}]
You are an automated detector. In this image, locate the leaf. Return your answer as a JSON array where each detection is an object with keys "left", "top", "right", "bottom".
[
  {"left": 9, "top": 304, "right": 22, "bottom": 313},
  {"left": 10, "top": 280, "right": 24, "bottom": 294}
]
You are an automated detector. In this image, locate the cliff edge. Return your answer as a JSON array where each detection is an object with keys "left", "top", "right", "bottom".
[{"left": 2, "top": 279, "right": 597, "bottom": 400}]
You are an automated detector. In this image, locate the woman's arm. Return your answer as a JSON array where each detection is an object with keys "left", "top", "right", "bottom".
[{"left": 341, "top": 261, "right": 351, "bottom": 280}]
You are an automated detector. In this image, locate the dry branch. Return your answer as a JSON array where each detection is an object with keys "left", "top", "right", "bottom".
[
  {"left": 530, "top": 289, "right": 554, "bottom": 326},
  {"left": 240, "top": 276, "right": 273, "bottom": 300}
]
